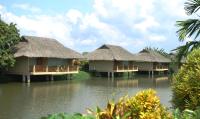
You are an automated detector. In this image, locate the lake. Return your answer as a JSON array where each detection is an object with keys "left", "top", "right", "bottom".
[{"left": 0, "top": 75, "right": 171, "bottom": 119}]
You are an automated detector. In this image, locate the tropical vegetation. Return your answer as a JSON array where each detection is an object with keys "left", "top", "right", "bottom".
[
  {"left": 41, "top": 113, "right": 95, "bottom": 119},
  {"left": 173, "top": 108, "right": 200, "bottom": 119},
  {"left": 171, "top": 49, "right": 200, "bottom": 111},
  {"left": 175, "top": 0, "right": 200, "bottom": 62},
  {"left": 0, "top": 19, "right": 21, "bottom": 71},
  {"left": 87, "top": 89, "right": 172, "bottom": 119}
]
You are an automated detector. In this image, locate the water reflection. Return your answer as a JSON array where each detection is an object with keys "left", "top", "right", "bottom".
[{"left": 0, "top": 75, "right": 171, "bottom": 119}]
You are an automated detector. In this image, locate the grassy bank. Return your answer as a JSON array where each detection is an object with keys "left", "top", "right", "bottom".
[
  {"left": 54, "top": 71, "right": 91, "bottom": 80},
  {"left": 72, "top": 71, "right": 91, "bottom": 80}
]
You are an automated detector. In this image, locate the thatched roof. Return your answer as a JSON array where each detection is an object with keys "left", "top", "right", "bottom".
[
  {"left": 14, "top": 36, "right": 83, "bottom": 59},
  {"left": 135, "top": 49, "right": 171, "bottom": 63},
  {"left": 85, "top": 44, "right": 138, "bottom": 61}
]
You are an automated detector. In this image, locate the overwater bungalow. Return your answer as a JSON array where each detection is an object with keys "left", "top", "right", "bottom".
[
  {"left": 8, "top": 36, "right": 83, "bottom": 83},
  {"left": 85, "top": 44, "right": 138, "bottom": 78},
  {"left": 135, "top": 49, "right": 171, "bottom": 75}
]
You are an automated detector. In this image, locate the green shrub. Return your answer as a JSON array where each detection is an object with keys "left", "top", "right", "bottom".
[
  {"left": 172, "top": 49, "right": 200, "bottom": 111},
  {"left": 41, "top": 113, "right": 95, "bottom": 119},
  {"left": 173, "top": 107, "right": 200, "bottom": 119},
  {"left": 89, "top": 89, "right": 172, "bottom": 119},
  {"left": 72, "top": 71, "right": 91, "bottom": 80}
]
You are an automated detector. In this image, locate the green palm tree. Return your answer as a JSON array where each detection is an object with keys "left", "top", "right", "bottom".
[{"left": 175, "top": 0, "right": 200, "bottom": 62}]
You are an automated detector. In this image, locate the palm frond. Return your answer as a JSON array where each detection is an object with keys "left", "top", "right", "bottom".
[
  {"left": 176, "top": 19, "right": 200, "bottom": 41},
  {"left": 173, "top": 41, "right": 200, "bottom": 63},
  {"left": 185, "top": 0, "right": 200, "bottom": 15}
]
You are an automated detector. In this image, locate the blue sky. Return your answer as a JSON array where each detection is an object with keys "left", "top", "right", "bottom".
[{"left": 0, "top": 0, "right": 188, "bottom": 53}]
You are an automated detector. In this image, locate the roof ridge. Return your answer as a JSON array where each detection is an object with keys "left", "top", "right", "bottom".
[{"left": 23, "top": 35, "right": 56, "bottom": 41}]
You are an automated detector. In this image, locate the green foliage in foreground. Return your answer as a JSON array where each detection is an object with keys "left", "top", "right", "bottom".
[
  {"left": 172, "top": 49, "right": 200, "bottom": 111},
  {"left": 41, "top": 89, "right": 200, "bottom": 119},
  {"left": 41, "top": 113, "right": 95, "bottom": 119},
  {"left": 173, "top": 107, "right": 200, "bottom": 119},
  {"left": 88, "top": 89, "right": 172, "bottom": 119}
]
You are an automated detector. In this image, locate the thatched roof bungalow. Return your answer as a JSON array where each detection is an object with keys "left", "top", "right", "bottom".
[
  {"left": 8, "top": 36, "right": 83, "bottom": 82},
  {"left": 135, "top": 49, "right": 171, "bottom": 72},
  {"left": 85, "top": 44, "right": 138, "bottom": 77}
]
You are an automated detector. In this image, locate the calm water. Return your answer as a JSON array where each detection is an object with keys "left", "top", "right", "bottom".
[{"left": 0, "top": 75, "right": 171, "bottom": 119}]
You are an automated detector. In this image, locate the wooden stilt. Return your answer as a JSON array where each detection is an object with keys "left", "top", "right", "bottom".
[
  {"left": 27, "top": 75, "right": 30, "bottom": 83},
  {"left": 152, "top": 70, "right": 154, "bottom": 78},
  {"left": 111, "top": 72, "right": 114, "bottom": 79},
  {"left": 22, "top": 75, "right": 26, "bottom": 83},
  {"left": 108, "top": 72, "right": 110, "bottom": 78},
  {"left": 149, "top": 71, "right": 150, "bottom": 77},
  {"left": 51, "top": 75, "right": 54, "bottom": 81}
]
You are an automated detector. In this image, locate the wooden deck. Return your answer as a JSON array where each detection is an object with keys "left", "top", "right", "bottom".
[
  {"left": 113, "top": 65, "right": 138, "bottom": 72},
  {"left": 153, "top": 65, "right": 168, "bottom": 71},
  {"left": 29, "top": 65, "right": 79, "bottom": 75}
]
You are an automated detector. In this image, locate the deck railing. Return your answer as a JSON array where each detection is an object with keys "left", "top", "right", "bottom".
[
  {"left": 113, "top": 65, "right": 138, "bottom": 71},
  {"left": 29, "top": 65, "right": 79, "bottom": 73},
  {"left": 154, "top": 65, "right": 168, "bottom": 70}
]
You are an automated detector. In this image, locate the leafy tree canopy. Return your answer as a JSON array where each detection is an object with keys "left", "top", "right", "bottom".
[
  {"left": 175, "top": 0, "right": 200, "bottom": 62},
  {"left": 144, "top": 46, "right": 170, "bottom": 58},
  {"left": 0, "top": 18, "right": 21, "bottom": 70}
]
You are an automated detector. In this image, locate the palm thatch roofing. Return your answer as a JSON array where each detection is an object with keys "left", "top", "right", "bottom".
[
  {"left": 135, "top": 49, "right": 171, "bottom": 63},
  {"left": 14, "top": 36, "right": 83, "bottom": 59},
  {"left": 85, "top": 44, "right": 138, "bottom": 61}
]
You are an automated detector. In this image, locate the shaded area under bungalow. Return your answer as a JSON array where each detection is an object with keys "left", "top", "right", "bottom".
[
  {"left": 8, "top": 36, "right": 83, "bottom": 83},
  {"left": 85, "top": 44, "right": 139, "bottom": 78}
]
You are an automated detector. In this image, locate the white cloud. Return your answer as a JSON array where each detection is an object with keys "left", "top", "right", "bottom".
[
  {"left": 79, "top": 39, "right": 97, "bottom": 45},
  {"left": 134, "top": 16, "right": 160, "bottom": 33},
  {"left": 0, "top": 4, "right": 3, "bottom": 10},
  {"left": 0, "top": 0, "right": 187, "bottom": 52},
  {"left": 66, "top": 9, "right": 83, "bottom": 24},
  {"left": 160, "top": 0, "right": 186, "bottom": 18},
  {"left": 0, "top": 6, "right": 74, "bottom": 48},
  {"left": 149, "top": 34, "right": 166, "bottom": 42},
  {"left": 13, "top": 3, "right": 41, "bottom": 13}
]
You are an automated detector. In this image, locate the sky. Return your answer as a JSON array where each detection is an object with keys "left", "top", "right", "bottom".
[{"left": 0, "top": 0, "right": 188, "bottom": 53}]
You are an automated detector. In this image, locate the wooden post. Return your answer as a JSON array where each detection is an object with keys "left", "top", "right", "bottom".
[
  {"left": 111, "top": 72, "right": 114, "bottom": 79},
  {"left": 67, "top": 66, "right": 69, "bottom": 72},
  {"left": 152, "top": 70, "right": 154, "bottom": 78},
  {"left": 149, "top": 70, "right": 150, "bottom": 77},
  {"left": 108, "top": 72, "right": 110, "bottom": 78},
  {"left": 77, "top": 66, "right": 79, "bottom": 72},
  {"left": 117, "top": 66, "right": 118, "bottom": 71},
  {"left": 66, "top": 74, "right": 68, "bottom": 80},
  {"left": 27, "top": 75, "right": 30, "bottom": 83},
  {"left": 33, "top": 65, "right": 35, "bottom": 73},
  {"left": 28, "top": 57, "right": 29, "bottom": 73},
  {"left": 22, "top": 75, "right": 26, "bottom": 83},
  {"left": 51, "top": 75, "right": 54, "bottom": 81},
  {"left": 46, "top": 66, "right": 48, "bottom": 72},
  {"left": 57, "top": 66, "right": 59, "bottom": 72}
]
